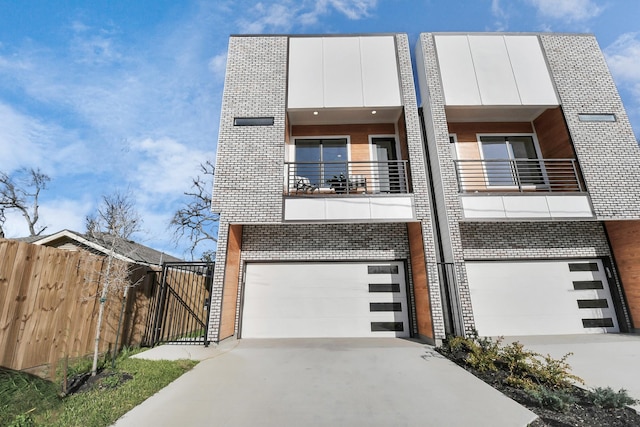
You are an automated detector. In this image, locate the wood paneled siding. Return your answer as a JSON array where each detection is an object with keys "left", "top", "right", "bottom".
[
  {"left": 291, "top": 123, "right": 398, "bottom": 162},
  {"left": 407, "top": 222, "right": 433, "bottom": 339},
  {"left": 218, "top": 224, "right": 243, "bottom": 340},
  {"left": 534, "top": 107, "right": 576, "bottom": 159},
  {"left": 448, "top": 122, "right": 534, "bottom": 161},
  {"left": 605, "top": 221, "right": 640, "bottom": 329}
]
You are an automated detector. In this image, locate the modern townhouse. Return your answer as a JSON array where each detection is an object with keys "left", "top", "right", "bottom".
[
  {"left": 417, "top": 32, "right": 640, "bottom": 338},
  {"left": 207, "top": 32, "right": 640, "bottom": 344}
]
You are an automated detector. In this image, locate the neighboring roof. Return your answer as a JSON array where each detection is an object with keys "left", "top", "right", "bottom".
[
  {"left": 30, "top": 229, "right": 182, "bottom": 266},
  {"left": 14, "top": 234, "right": 51, "bottom": 243}
]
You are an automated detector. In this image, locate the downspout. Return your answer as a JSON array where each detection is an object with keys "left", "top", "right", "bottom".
[{"left": 418, "top": 106, "right": 455, "bottom": 337}]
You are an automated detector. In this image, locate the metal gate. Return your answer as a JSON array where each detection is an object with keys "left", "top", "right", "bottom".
[{"left": 143, "top": 262, "right": 214, "bottom": 347}]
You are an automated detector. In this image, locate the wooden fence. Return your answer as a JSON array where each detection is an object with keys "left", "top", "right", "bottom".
[{"left": 0, "top": 239, "right": 157, "bottom": 377}]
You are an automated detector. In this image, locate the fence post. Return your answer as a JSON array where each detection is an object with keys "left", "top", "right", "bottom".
[
  {"left": 151, "top": 263, "right": 169, "bottom": 346},
  {"left": 203, "top": 263, "right": 214, "bottom": 347}
]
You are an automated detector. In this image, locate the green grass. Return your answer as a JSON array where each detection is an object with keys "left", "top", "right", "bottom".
[
  {"left": 0, "top": 367, "right": 60, "bottom": 426},
  {"left": 1, "top": 355, "right": 197, "bottom": 427}
]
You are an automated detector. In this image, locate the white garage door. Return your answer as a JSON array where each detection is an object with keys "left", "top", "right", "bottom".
[
  {"left": 241, "top": 262, "right": 410, "bottom": 338},
  {"left": 466, "top": 259, "right": 619, "bottom": 336}
]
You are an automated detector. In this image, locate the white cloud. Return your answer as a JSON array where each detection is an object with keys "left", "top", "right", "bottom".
[
  {"left": 238, "top": 2, "right": 298, "bottom": 33},
  {"left": 1, "top": 198, "right": 92, "bottom": 237},
  {"left": 238, "top": 0, "right": 377, "bottom": 32},
  {"left": 525, "top": 0, "right": 603, "bottom": 22},
  {"left": 0, "top": 102, "right": 100, "bottom": 178},
  {"left": 208, "top": 52, "right": 228, "bottom": 77},
  {"left": 0, "top": 103, "right": 48, "bottom": 172},
  {"left": 322, "top": 0, "right": 377, "bottom": 20},
  {"left": 605, "top": 33, "right": 640, "bottom": 87},
  {"left": 605, "top": 33, "right": 640, "bottom": 135},
  {"left": 39, "top": 198, "right": 94, "bottom": 234},
  {"left": 129, "top": 137, "right": 214, "bottom": 197},
  {"left": 490, "top": 0, "right": 509, "bottom": 31}
]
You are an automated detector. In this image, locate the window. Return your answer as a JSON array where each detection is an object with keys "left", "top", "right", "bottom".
[
  {"left": 479, "top": 135, "right": 544, "bottom": 186},
  {"left": 295, "top": 138, "right": 348, "bottom": 187},
  {"left": 578, "top": 114, "right": 616, "bottom": 122},
  {"left": 233, "top": 117, "right": 274, "bottom": 126}
]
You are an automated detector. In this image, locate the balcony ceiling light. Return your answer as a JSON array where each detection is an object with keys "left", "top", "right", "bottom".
[
  {"left": 313, "top": 111, "right": 319, "bottom": 115},
  {"left": 371, "top": 110, "right": 377, "bottom": 114}
]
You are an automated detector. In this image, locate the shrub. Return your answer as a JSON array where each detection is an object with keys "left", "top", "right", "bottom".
[
  {"left": 589, "top": 387, "right": 638, "bottom": 409},
  {"left": 441, "top": 333, "right": 584, "bottom": 393},
  {"left": 526, "top": 385, "right": 576, "bottom": 412},
  {"left": 441, "top": 332, "right": 502, "bottom": 372},
  {"left": 500, "top": 344, "right": 583, "bottom": 391}
]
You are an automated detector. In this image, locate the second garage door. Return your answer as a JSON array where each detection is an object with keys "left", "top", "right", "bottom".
[
  {"left": 466, "top": 259, "right": 620, "bottom": 336},
  {"left": 241, "top": 262, "right": 410, "bottom": 338}
]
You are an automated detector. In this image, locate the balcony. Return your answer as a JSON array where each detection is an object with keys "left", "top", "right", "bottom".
[
  {"left": 285, "top": 160, "right": 409, "bottom": 196},
  {"left": 283, "top": 160, "right": 415, "bottom": 222},
  {"left": 454, "top": 159, "right": 584, "bottom": 193},
  {"left": 453, "top": 159, "right": 594, "bottom": 219}
]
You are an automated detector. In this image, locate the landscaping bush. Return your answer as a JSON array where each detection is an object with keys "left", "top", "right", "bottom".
[
  {"left": 588, "top": 387, "right": 638, "bottom": 409},
  {"left": 440, "top": 333, "right": 585, "bottom": 412},
  {"left": 525, "top": 385, "right": 577, "bottom": 412}
]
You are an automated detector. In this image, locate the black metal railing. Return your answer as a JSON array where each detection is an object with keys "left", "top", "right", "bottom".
[
  {"left": 454, "top": 159, "right": 584, "bottom": 193},
  {"left": 285, "top": 160, "right": 409, "bottom": 195}
]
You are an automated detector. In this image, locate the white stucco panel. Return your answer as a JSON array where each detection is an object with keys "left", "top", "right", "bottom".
[
  {"left": 434, "top": 35, "right": 482, "bottom": 105},
  {"left": 288, "top": 38, "right": 324, "bottom": 108},
  {"left": 288, "top": 36, "right": 401, "bottom": 109},
  {"left": 360, "top": 36, "right": 402, "bottom": 107},
  {"left": 505, "top": 36, "right": 559, "bottom": 105},
  {"left": 468, "top": 35, "right": 521, "bottom": 105},
  {"left": 434, "top": 34, "right": 559, "bottom": 107},
  {"left": 323, "top": 37, "right": 363, "bottom": 107}
]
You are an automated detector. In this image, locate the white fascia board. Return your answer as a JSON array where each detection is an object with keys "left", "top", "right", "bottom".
[{"left": 32, "top": 229, "right": 137, "bottom": 264}]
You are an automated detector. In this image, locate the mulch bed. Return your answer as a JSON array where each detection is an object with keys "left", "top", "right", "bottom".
[
  {"left": 64, "top": 370, "right": 133, "bottom": 396},
  {"left": 438, "top": 349, "right": 640, "bottom": 427}
]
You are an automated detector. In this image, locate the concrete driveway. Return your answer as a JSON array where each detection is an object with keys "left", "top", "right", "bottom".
[
  {"left": 504, "top": 334, "right": 640, "bottom": 412},
  {"left": 113, "top": 338, "right": 536, "bottom": 427}
]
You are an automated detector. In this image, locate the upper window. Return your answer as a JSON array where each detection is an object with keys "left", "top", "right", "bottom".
[
  {"left": 233, "top": 117, "right": 274, "bottom": 126},
  {"left": 294, "top": 138, "right": 348, "bottom": 187},
  {"left": 479, "top": 135, "right": 544, "bottom": 186},
  {"left": 578, "top": 114, "right": 616, "bottom": 122}
]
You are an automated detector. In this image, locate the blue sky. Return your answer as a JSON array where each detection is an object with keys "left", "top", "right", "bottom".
[{"left": 1, "top": 0, "right": 639, "bottom": 259}]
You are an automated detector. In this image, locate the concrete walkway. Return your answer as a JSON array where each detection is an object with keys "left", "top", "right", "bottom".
[
  {"left": 114, "top": 338, "right": 536, "bottom": 427},
  {"left": 505, "top": 334, "right": 640, "bottom": 412}
]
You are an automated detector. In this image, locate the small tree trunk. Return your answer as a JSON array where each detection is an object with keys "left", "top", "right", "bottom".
[{"left": 91, "top": 241, "right": 115, "bottom": 376}]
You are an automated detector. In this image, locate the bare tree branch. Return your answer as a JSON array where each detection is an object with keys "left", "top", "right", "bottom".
[
  {"left": 0, "top": 168, "right": 50, "bottom": 236},
  {"left": 170, "top": 160, "right": 219, "bottom": 260},
  {"left": 85, "top": 190, "right": 142, "bottom": 376},
  {"left": 86, "top": 190, "right": 141, "bottom": 240}
]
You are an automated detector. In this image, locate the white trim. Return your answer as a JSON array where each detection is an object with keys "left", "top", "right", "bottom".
[{"left": 31, "top": 230, "right": 137, "bottom": 264}]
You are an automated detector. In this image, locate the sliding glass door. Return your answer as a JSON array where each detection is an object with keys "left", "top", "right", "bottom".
[
  {"left": 295, "top": 138, "right": 348, "bottom": 187},
  {"left": 480, "top": 136, "right": 544, "bottom": 187}
]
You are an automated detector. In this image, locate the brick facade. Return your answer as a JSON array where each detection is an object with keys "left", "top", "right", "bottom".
[
  {"left": 540, "top": 34, "right": 640, "bottom": 219},
  {"left": 416, "top": 33, "right": 474, "bottom": 335}
]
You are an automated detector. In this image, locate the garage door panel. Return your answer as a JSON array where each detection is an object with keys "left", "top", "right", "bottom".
[
  {"left": 242, "top": 262, "right": 410, "bottom": 338},
  {"left": 467, "top": 259, "right": 619, "bottom": 336},
  {"left": 476, "top": 314, "right": 586, "bottom": 336}
]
